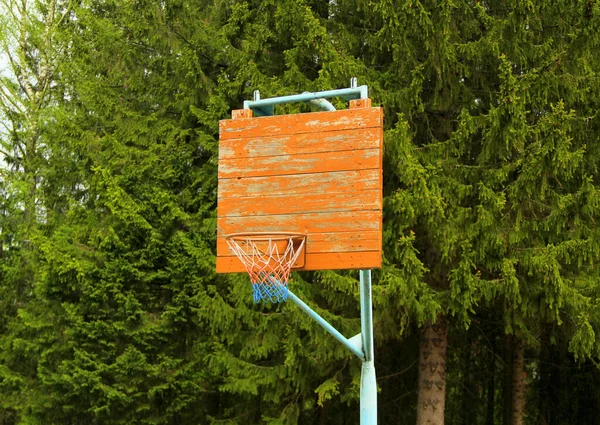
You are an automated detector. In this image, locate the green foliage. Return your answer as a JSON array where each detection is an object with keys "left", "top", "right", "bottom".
[{"left": 1, "top": 1, "right": 600, "bottom": 424}]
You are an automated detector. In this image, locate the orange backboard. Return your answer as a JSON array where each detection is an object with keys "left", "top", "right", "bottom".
[{"left": 216, "top": 101, "right": 383, "bottom": 273}]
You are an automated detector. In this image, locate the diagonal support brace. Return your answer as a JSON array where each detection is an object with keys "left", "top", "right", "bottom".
[{"left": 287, "top": 290, "right": 365, "bottom": 360}]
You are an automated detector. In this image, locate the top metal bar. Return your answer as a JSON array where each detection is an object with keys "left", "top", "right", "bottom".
[{"left": 243, "top": 85, "right": 369, "bottom": 116}]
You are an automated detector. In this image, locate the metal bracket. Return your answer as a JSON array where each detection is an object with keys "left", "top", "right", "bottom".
[
  {"left": 348, "top": 333, "right": 364, "bottom": 354},
  {"left": 243, "top": 78, "right": 368, "bottom": 116}
]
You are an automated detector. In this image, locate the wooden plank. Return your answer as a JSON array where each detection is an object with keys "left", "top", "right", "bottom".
[
  {"left": 217, "top": 106, "right": 383, "bottom": 274},
  {"left": 350, "top": 98, "right": 372, "bottom": 109},
  {"left": 218, "top": 148, "right": 380, "bottom": 179},
  {"left": 379, "top": 123, "right": 384, "bottom": 170},
  {"left": 219, "top": 127, "right": 381, "bottom": 160},
  {"left": 217, "top": 210, "right": 381, "bottom": 238},
  {"left": 216, "top": 251, "right": 382, "bottom": 273},
  {"left": 219, "top": 107, "right": 383, "bottom": 140},
  {"left": 232, "top": 109, "right": 253, "bottom": 119},
  {"left": 218, "top": 189, "right": 381, "bottom": 217},
  {"left": 218, "top": 169, "right": 380, "bottom": 199},
  {"left": 307, "top": 231, "right": 381, "bottom": 253},
  {"left": 305, "top": 250, "right": 381, "bottom": 270},
  {"left": 217, "top": 231, "right": 381, "bottom": 256}
]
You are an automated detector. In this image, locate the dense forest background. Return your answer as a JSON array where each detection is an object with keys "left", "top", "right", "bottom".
[{"left": 1, "top": 0, "right": 600, "bottom": 424}]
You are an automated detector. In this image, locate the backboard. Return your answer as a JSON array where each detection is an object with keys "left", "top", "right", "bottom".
[{"left": 216, "top": 100, "right": 383, "bottom": 273}]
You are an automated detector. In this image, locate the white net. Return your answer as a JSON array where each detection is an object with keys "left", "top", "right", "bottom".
[{"left": 226, "top": 233, "right": 306, "bottom": 303}]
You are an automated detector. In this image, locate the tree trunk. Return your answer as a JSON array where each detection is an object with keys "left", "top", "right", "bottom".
[
  {"left": 459, "top": 336, "right": 473, "bottom": 425},
  {"left": 319, "top": 399, "right": 329, "bottom": 425},
  {"left": 538, "top": 328, "right": 551, "bottom": 425},
  {"left": 503, "top": 334, "right": 514, "bottom": 425},
  {"left": 511, "top": 338, "right": 526, "bottom": 425},
  {"left": 416, "top": 317, "right": 448, "bottom": 425},
  {"left": 485, "top": 339, "right": 496, "bottom": 425},
  {"left": 593, "top": 367, "right": 600, "bottom": 425},
  {"left": 503, "top": 334, "right": 527, "bottom": 425}
]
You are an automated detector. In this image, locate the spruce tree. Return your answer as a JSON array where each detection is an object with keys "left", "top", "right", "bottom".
[
  {"left": 330, "top": 1, "right": 600, "bottom": 424},
  {"left": 1, "top": 0, "right": 222, "bottom": 423},
  {"left": 0, "top": 1, "right": 71, "bottom": 421},
  {"left": 1, "top": 1, "right": 599, "bottom": 424}
]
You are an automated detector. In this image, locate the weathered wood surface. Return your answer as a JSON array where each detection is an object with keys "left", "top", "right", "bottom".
[
  {"left": 217, "top": 106, "right": 383, "bottom": 272},
  {"left": 216, "top": 251, "right": 382, "bottom": 273},
  {"left": 219, "top": 127, "right": 380, "bottom": 160},
  {"left": 217, "top": 210, "right": 380, "bottom": 236},
  {"left": 218, "top": 189, "right": 381, "bottom": 217},
  {"left": 219, "top": 107, "right": 382, "bottom": 140},
  {"left": 219, "top": 148, "right": 380, "bottom": 179},
  {"left": 217, "top": 231, "right": 381, "bottom": 255},
  {"left": 349, "top": 98, "right": 372, "bottom": 109},
  {"left": 218, "top": 169, "right": 380, "bottom": 198}
]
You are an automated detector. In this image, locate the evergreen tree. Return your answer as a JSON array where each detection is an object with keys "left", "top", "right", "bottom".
[
  {"left": 0, "top": 1, "right": 71, "bottom": 422},
  {"left": 333, "top": 1, "right": 600, "bottom": 424},
  {"left": 1, "top": 0, "right": 221, "bottom": 423},
  {"left": 1, "top": 1, "right": 599, "bottom": 424}
]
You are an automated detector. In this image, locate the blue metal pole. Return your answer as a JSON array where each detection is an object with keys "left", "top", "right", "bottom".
[
  {"left": 360, "top": 270, "right": 374, "bottom": 361},
  {"left": 243, "top": 86, "right": 369, "bottom": 116},
  {"left": 361, "top": 361, "right": 377, "bottom": 424},
  {"left": 308, "top": 96, "right": 336, "bottom": 111},
  {"left": 287, "top": 290, "right": 365, "bottom": 361},
  {"left": 360, "top": 270, "right": 377, "bottom": 424}
]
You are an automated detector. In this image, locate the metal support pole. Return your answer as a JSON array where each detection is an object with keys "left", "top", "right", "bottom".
[
  {"left": 360, "top": 270, "right": 374, "bottom": 361},
  {"left": 360, "top": 270, "right": 377, "bottom": 424},
  {"left": 288, "top": 270, "right": 377, "bottom": 424},
  {"left": 287, "top": 290, "right": 365, "bottom": 361}
]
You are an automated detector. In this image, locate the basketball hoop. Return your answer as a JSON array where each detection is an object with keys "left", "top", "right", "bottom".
[{"left": 225, "top": 232, "right": 306, "bottom": 303}]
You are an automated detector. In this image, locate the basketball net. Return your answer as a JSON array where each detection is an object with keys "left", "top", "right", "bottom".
[{"left": 226, "top": 233, "right": 305, "bottom": 303}]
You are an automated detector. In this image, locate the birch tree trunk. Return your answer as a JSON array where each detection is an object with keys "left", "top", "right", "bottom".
[
  {"left": 416, "top": 318, "right": 448, "bottom": 425},
  {"left": 0, "top": 0, "right": 65, "bottom": 229}
]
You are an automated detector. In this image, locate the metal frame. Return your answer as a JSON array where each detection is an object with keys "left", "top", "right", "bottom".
[
  {"left": 287, "top": 270, "right": 376, "bottom": 424},
  {"left": 240, "top": 79, "right": 378, "bottom": 424},
  {"left": 243, "top": 78, "right": 368, "bottom": 116}
]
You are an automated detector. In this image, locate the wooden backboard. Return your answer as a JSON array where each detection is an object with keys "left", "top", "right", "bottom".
[{"left": 216, "top": 100, "right": 383, "bottom": 273}]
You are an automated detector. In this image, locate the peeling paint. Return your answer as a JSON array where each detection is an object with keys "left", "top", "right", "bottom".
[{"left": 216, "top": 107, "right": 383, "bottom": 272}]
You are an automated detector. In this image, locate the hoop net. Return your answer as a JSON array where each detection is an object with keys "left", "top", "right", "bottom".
[{"left": 226, "top": 233, "right": 306, "bottom": 303}]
